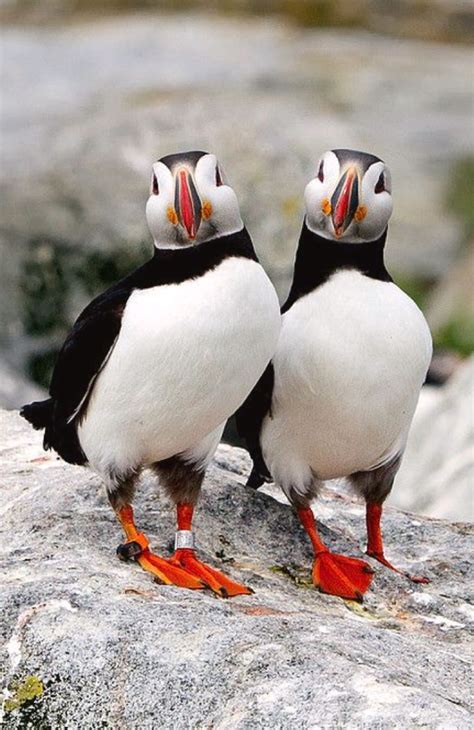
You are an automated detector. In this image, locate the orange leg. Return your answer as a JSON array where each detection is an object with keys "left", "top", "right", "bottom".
[
  {"left": 366, "top": 503, "right": 430, "bottom": 584},
  {"left": 298, "top": 507, "right": 374, "bottom": 601},
  {"left": 167, "top": 503, "right": 253, "bottom": 598},
  {"left": 116, "top": 505, "right": 205, "bottom": 590}
]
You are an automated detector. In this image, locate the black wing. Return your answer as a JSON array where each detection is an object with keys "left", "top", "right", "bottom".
[
  {"left": 235, "top": 362, "right": 274, "bottom": 488},
  {"left": 21, "top": 285, "right": 131, "bottom": 464},
  {"left": 49, "top": 287, "right": 129, "bottom": 419}
]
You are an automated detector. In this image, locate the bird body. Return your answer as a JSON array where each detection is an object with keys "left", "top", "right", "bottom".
[
  {"left": 237, "top": 148, "right": 432, "bottom": 600},
  {"left": 22, "top": 150, "right": 280, "bottom": 597},
  {"left": 79, "top": 253, "right": 279, "bottom": 479},
  {"left": 262, "top": 267, "right": 432, "bottom": 488}
]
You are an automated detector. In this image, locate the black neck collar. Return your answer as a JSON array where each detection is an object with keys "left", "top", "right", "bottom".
[
  {"left": 152, "top": 227, "right": 257, "bottom": 264},
  {"left": 282, "top": 222, "right": 391, "bottom": 313},
  {"left": 119, "top": 226, "right": 258, "bottom": 290}
]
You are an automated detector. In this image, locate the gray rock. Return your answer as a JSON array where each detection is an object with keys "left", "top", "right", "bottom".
[
  {"left": 0, "top": 360, "right": 47, "bottom": 410},
  {"left": 391, "top": 356, "right": 474, "bottom": 522},
  {"left": 1, "top": 409, "right": 473, "bottom": 728}
]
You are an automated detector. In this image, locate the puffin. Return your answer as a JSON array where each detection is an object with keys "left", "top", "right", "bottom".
[
  {"left": 236, "top": 148, "right": 432, "bottom": 601},
  {"left": 21, "top": 150, "right": 280, "bottom": 597}
]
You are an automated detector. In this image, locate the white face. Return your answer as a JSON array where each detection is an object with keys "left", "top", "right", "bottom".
[
  {"left": 146, "top": 152, "right": 243, "bottom": 248},
  {"left": 304, "top": 150, "right": 393, "bottom": 243}
]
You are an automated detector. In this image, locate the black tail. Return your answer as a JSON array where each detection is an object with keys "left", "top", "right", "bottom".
[
  {"left": 20, "top": 397, "right": 87, "bottom": 465},
  {"left": 20, "top": 398, "right": 53, "bottom": 430}
]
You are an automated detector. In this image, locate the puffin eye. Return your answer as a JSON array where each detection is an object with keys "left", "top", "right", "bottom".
[
  {"left": 374, "top": 172, "right": 385, "bottom": 194},
  {"left": 215, "top": 166, "right": 223, "bottom": 187},
  {"left": 151, "top": 173, "right": 159, "bottom": 195},
  {"left": 317, "top": 160, "right": 324, "bottom": 182}
]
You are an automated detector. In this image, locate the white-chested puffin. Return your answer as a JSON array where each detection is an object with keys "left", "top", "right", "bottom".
[
  {"left": 236, "top": 149, "right": 432, "bottom": 601},
  {"left": 21, "top": 150, "right": 280, "bottom": 597}
]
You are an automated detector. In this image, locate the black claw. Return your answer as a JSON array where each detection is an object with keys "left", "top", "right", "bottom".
[{"left": 116, "top": 541, "right": 143, "bottom": 562}]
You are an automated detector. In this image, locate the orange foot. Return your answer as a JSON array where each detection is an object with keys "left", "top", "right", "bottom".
[
  {"left": 117, "top": 541, "right": 205, "bottom": 590},
  {"left": 313, "top": 550, "right": 374, "bottom": 602},
  {"left": 168, "top": 548, "right": 253, "bottom": 598},
  {"left": 366, "top": 550, "right": 430, "bottom": 584}
]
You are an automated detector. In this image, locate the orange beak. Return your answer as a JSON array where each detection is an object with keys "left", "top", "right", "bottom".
[
  {"left": 175, "top": 168, "right": 202, "bottom": 240},
  {"left": 331, "top": 166, "right": 359, "bottom": 238}
]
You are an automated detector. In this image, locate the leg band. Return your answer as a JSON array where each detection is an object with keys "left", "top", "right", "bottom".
[{"left": 174, "top": 530, "right": 195, "bottom": 550}]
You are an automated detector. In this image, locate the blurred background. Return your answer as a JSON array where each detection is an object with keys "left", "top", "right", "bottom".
[{"left": 1, "top": 1, "right": 473, "bottom": 519}]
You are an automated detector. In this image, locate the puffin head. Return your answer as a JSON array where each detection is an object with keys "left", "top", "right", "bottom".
[
  {"left": 304, "top": 149, "right": 393, "bottom": 243},
  {"left": 146, "top": 150, "right": 243, "bottom": 248}
]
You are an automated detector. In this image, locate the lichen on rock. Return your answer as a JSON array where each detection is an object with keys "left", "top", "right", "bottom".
[{"left": 4, "top": 675, "right": 44, "bottom": 713}]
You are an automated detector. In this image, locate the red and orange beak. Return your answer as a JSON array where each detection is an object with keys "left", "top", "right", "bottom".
[
  {"left": 331, "top": 166, "right": 360, "bottom": 238},
  {"left": 174, "top": 168, "right": 202, "bottom": 240}
]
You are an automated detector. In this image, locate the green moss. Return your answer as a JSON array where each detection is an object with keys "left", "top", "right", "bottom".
[
  {"left": 434, "top": 315, "right": 474, "bottom": 356},
  {"left": 282, "top": 0, "right": 367, "bottom": 28},
  {"left": 392, "top": 273, "right": 434, "bottom": 310},
  {"left": 29, "top": 349, "right": 61, "bottom": 389},
  {"left": 393, "top": 274, "right": 474, "bottom": 355},
  {"left": 73, "top": 245, "right": 150, "bottom": 298},
  {"left": 4, "top": 675, "right": 44, "bottom": 714},
  {"left": 21, "top": 240, "right": 69, "bottom": 336},
  {"left": 20, "top": 238, "right": 150, "bottom": 388},
  {"left": 447, "top": 157, "right": 474, "bottom": 241}
]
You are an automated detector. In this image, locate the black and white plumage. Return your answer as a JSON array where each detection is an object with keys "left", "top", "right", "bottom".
[
  {"left": 237, "top": 149, "right": 432, "bottom": 600},
  {"left": 22, "top": 150, "right": 280, "bottom": 597}
]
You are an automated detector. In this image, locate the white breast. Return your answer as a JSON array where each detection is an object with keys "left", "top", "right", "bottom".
[
  {"left": 78, "top": 257, "right": 280, "bottom": 477},
  {"left": 262, "top": 269, "right": 432, "bottom": 485}
]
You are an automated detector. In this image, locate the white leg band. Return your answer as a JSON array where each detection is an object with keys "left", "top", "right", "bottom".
[{"left": 174, "top": 530, "right": 195, "bottom": 550}]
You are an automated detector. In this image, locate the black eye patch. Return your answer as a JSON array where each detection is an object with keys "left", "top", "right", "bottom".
[
  {"left": 374, "top": 172, "right": 385, "bottom": 194},
  {"left": 317, "top": 160, "right": 324, "bottom": 182},
  {"left": 152, "top": 174, "right": 159, "bottom": 195},
  {"left": 215, "top": 167, "right": 223, "bottom": 186}
]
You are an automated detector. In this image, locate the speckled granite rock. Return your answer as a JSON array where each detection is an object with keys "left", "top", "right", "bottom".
[{"left": 1, "top": 410, "right": 473, "bottom": 728}]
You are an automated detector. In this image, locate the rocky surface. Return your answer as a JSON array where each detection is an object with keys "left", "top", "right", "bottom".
[
  {"left": 392, "top": 356, "right": 474, "bottom": 522},
  {"left": 1, "top": 409, "right": 473, "bottom": 727}
]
